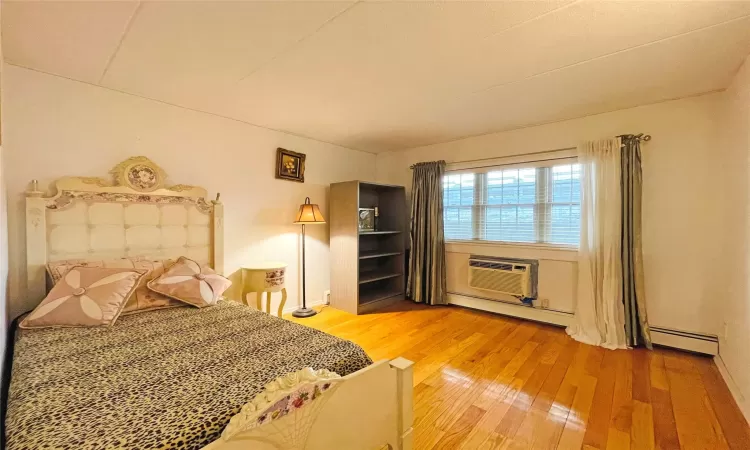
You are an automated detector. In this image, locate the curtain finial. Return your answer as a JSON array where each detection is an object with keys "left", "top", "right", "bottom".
[{"left": 618, "top": 133, "right": 651, "bottom": 142}]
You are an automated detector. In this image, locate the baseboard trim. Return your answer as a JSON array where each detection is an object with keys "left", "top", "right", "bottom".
[
  {"left": 651, "top": 327, "right": 718, "bottom": 355},
  {"left": 447, "top": 293, "right": 573, "bottom": 327},
  {"left": 714, "top": 354, "right": 750, "bottom": 423}
]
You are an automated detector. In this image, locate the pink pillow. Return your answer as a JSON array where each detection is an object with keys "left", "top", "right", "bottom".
[
  {"left": 46, "top": 257, "right": 184, "bottom": 315},
  {"left": 21, "top": 267, "right": 146, "bottom": 329},
  {"left": 147, "top": 257, "right": 231, "bottom": 308}
]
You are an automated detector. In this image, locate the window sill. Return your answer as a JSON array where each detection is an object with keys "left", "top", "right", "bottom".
[{"left": 445, "top": 240, "right": 578, "bottom": 262}]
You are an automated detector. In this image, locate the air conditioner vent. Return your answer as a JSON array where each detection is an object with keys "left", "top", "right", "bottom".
[
  {"left": 468, "top": 257, "right": 538, "bottom": 299},
  {"left": 469, "top": 260, "right": 515, "bottom": 271}
]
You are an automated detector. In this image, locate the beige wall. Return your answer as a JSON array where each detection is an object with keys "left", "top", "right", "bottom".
[
  {"left": 2, "top": 64, "right": 377, "bottom": 320},
  {"left": 0, "top": 142, "right": 6, "bottom": 392},
  {"left": 718, "top": 55, "right": 750, "bottom": 418},
  {"left": 377, "top": 93, "right": 725, "bottom": 335},
  {"left": 0, "top": 11, "right": 7, "bottom": 395}
]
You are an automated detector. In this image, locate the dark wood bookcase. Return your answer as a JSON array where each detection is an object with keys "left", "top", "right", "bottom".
[{"left": 329, "top": 181, "right": 407, "bottom": 314}]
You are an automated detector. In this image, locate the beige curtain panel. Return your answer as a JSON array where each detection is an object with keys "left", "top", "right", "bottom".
[
  {"left": 567, "top": 138, "right": 628, "bottom": 349},
  {"left": 407, "top": 161, "right": 447, "bottom": 305}
]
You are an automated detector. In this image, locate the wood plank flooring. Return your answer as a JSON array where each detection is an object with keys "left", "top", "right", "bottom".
[{"left": 289, "top": 301, "right": 750, "bottom": 450}]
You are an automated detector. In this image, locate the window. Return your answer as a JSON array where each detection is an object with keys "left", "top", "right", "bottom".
[{"left": 443, "top": 162, "right": 581, "bottom": 246}]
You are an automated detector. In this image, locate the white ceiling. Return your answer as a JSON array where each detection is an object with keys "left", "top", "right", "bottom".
[{"left": 4, "top": 0, "right": 750, "bottom": 153}]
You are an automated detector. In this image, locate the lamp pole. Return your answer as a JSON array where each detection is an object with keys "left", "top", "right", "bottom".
[{"left": 301, "top": 223, "right": 306, "bottom": 310}]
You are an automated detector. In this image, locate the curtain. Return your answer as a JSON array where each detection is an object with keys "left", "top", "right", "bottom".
[
  {"left": 567, "top": 138, "right": 628, "bottom": 349},
  {"left": 621, "top": 136, "right": 653, "bottom": 349},
  {"left": 407, "top": 161, "right": 447, "bottom": 305}
]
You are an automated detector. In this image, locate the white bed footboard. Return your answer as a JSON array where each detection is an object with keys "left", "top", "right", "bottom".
[{"left": 203, "top": 358, "right": 414, "bottom": 450}]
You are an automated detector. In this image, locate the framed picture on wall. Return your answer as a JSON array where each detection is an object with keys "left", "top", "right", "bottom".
[{"left": 275, "top": 148, "right": 306, "bottom": 183}]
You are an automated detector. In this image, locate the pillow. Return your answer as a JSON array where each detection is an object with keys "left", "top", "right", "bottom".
[
  {"left": 121, "top": 259, "right": 186, "bottom": 315},
  {"left": 20, "top": 266, "right": 146, "bottom": 329},
  {"left": 46, "top": 257, "right": 143, "bottom": 285},
  {"left": 147, "top": 256, "right": 232, "bottom": 308},
  {"left": 46, "top": 257, "right": 184, "bottom": 315}
]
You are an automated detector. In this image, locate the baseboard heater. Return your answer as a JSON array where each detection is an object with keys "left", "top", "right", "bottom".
[
  {"left": 650, "top": 327, "right": 718, "bottom": 355},
  {"left": 447, "top": 293, "right": 573, "bottom": 327},
  {"left": 448, "top": 293, "right": 719, "bottom": 355}
]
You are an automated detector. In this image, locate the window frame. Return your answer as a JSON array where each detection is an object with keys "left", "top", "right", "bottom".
[{"left": 442, "top": 157, "right": 580, "bottom": 250}]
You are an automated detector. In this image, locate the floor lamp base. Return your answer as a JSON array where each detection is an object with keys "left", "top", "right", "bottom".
[{"left": 291, "top": 307, "right": 317, "bottom": 318}]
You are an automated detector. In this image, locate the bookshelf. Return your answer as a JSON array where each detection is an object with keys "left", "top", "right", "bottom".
[{"left": 330, "top": 181, "right": 407, "bottom": 314}]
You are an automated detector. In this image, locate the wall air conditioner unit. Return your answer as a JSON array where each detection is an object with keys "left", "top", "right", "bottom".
[{"left": 468, "top": 257, "right": 534, "bottom": 298}]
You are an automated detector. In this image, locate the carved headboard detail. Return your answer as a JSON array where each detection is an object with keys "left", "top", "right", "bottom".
[{"left": 25, "top": 156, "right": 224, "bottom": 303}]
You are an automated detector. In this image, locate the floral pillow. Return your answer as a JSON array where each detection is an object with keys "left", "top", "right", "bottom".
[
  {"left": 147, "top": 256, "right": 231, "bottom": 308},
  {"left": 21, "top": 267, "right": 146, "bottom": 329},
  {"left": 121, "top": 259, "right": 186, "bottom": 315}
]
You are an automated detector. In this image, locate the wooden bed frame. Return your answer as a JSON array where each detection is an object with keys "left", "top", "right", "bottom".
[{"left": 24, "top": 156, "right": 414, "bottom": 450}]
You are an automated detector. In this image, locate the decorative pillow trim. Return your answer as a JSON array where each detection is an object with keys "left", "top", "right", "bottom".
[
  {"left": 46, "top": 257, "right": 143, "bottom": 285},
  {"left": 21, "top": 266, "right": 147, "bottom": 329},
  {"left": 147, "top": 257, "right": 231, "bottom": 308}
]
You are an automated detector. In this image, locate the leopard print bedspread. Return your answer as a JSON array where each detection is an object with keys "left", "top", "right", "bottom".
[{"left": 5, "top": 301, "right": 372, "bottom": 450}]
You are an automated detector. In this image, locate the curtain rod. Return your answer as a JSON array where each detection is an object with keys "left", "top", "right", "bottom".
[
  {"left": 409, "top": 133, "right": 651, "bottom": 169},
  {"left": 409, "top": 146, "right": 575, "bottom": 169},
  {"left": 409, "top": 147, "right": 576, "bottom": 169}
]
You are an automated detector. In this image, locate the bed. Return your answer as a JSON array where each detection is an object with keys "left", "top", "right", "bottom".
[
  {"left": 7, "top": 156, "right": 414, "bottom": 450},
  {"left": 6, "top": 301, "right": 372, "bottom": 449}
]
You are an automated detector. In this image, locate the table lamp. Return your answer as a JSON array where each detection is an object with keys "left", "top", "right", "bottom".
[{"left": 292, "top": 197, "right": 326, "bottom": 318}]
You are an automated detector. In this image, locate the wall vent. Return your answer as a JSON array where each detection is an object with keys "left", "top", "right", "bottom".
[{"left": 468, "top": 258, "right": 532, "bottom": 297}]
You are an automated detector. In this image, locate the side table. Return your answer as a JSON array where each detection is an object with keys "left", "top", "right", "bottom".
[{"left": 241, "top": 262, "right": 287, "bottom": 317}]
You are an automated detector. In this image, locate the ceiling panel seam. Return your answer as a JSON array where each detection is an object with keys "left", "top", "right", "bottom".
[
  {"left": 473, "top": 13, "right": 750, "bottom": 95},
  {"left": 98, "top": 1, "right": 143, "bottom": 84},
  {"left": 235, "top": 0, "right": 581, "bottom": 85},
  {"left": 237, "top": 0, "right": 361, "bottom": 83},
  {"left": 7, "top": 62, "right": 379, "bottom": 155},
  {"left": 482, "top": 0, "right": 581, "bottom": 39},
  {"left": 393, "top": 89, "right": 724, "bottom": 153}
]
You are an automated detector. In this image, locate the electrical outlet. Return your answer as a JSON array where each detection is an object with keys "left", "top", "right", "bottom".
[
  {"left": 323, "top": 290, "right": 331, "bottom": 305},
  {"left": 540, "top": 298, "right": 550, "bottom": 309}
]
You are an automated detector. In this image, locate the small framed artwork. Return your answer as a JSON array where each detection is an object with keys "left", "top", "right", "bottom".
[
  {"left": 358, "top": 208, "right": 375, "bottom": 232},
  {"left": 275, "top": 148, "right": 306, "bottom": 183}
]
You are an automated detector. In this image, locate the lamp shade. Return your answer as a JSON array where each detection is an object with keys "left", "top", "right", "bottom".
[{"left": 294, "top": 197, "right": 326, "bottom": 224}]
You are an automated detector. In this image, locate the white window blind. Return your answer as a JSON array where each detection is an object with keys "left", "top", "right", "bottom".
[{"left": 443, "top": 161, "right": 581, "bottom": 246}]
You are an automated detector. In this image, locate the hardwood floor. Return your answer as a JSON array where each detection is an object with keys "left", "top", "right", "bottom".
[{"left": 289, "top": 301, "right": 750, "bottom": 450}]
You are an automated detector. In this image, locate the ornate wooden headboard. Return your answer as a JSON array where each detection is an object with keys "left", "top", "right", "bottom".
[{"left": 25, "top": 156, "right": 224, "bottom": 303}]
